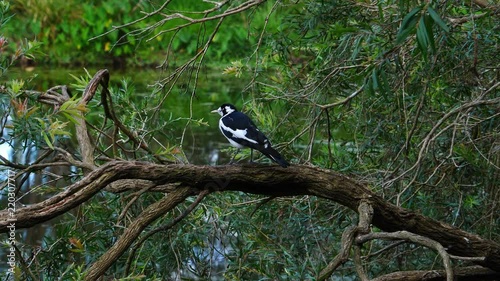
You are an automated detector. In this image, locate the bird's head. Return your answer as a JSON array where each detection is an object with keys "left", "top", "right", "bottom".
[{"left": 211, "top": 103, "right": 237, "bottom": 117}]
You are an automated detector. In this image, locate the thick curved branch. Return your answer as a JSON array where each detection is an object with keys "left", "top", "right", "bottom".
[
  {"left": 98, "top": 70, "right": 168, "bottom": 164},
  {"left": 0, "top": 161, "right": 499, "bottom": 272},
  {"left": 75, "top": 69, "right": 111, "bottom": 171},
  {"left": 318, "top": 201, "right": 373, "bottom": 280}
]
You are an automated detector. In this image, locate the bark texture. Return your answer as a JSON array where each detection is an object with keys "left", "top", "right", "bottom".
[{"left": 1, "top": 161, "right": 499, "bottom": 274}]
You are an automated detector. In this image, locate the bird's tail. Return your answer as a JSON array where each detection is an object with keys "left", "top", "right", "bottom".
[{"left": 262, "top": 147, "right": 289, "bottom": 168}]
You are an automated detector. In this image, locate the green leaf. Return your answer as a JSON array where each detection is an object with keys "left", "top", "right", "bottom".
[
  {"left": 41, "top": 131, "right": 54, "bottom": 149},
  {"left": 62, "top": 112, "right": 79, "bottom": 125},
  {"left": 10, "top": 79, "right": 25, "bottom": 95},
  {"left": 371, "top": 68, "right": 379, "bottom": 90},
  {"left": 379, "top": 67, "right": 390, "bottom": 95},
  {"left": 396, "top": 6, "right": 422, "bottom": 44},
  {"left": 427, "top": 7, "right": 449, "bottom": 32},
  {"left": 416, "top": 16, "right": 430, "bottom": 57},
  {"left": 424, "top": 14, "right": 436, "bottom": 52},
  {"left": 351, "top": 36, "right": 364, "bottom": 61}
]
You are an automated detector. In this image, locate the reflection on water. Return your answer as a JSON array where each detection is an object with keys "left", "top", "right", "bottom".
[
  {"left": 2, "top": 66, "right": 247, "bottom": 164},
  {"left": 0, "top": 66, "right": 249, "bottom": 277}
]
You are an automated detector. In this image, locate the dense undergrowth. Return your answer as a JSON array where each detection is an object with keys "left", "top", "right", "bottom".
[{"left": 3, "top": 0, "right": 279, "bottom": 67}]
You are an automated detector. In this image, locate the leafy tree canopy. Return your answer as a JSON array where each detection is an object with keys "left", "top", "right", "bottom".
[{"left": 0, "top": 0, "right": 499, "bottom": 280}]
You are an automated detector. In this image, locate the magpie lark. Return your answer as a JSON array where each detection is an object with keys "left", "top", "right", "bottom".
[{"left": 211, "top": 103, "right": 289, "bottom": 168}]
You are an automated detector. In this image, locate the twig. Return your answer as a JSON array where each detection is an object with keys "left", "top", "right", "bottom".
[
  {"left": 392, "top": 94, "right": 500, "bottom": 204},
  {"left": 88, "top": 0, "right": 176, "bottom": 41},
  {"left": 179, "top": 18, "right": 224, "bottom": 154},
  {"left": 249, "top": 196, "right": 276, "bottom": 217},
  {"left": 317, "top": 85, "right": 364, "bottom": 109},
  {"left": 364, "top": 240, "right": 406, "bottom": 259},
  {"left": 13, "top": 245, "right": 40, "bottom": 281},
  {"left": 116, "top": 182, "right": 160, "bottom": 225},
  {"left": 246, "top": 0, "right": 280, "bottom": 87},
  {"left": 96, "top": 70, "right": 170, "bottom": 164},
  {"left": 152, "top": 0, "right": 266, "bottom": 39},
  {"left": 354, "top": 245, "right": 369, "bottom": 281}
]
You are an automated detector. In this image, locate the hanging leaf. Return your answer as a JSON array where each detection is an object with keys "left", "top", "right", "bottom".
[
  {"left": 427, "top": 7, "right": 449, "bottom": 32},
  {"left": 61, "top": 112, "right": 79, "bottom": 125},
  {"left": 424, "top": 14, "right": 436, "bottom": 53},
  {"left": 350, "top": 36, "right": 364, "bottom": 61},
  {"left": 379, "top": 67, "right": 390, "bottom": 95},
  {"left": 416, "top": 16, "right": 430, "bottom": 57},
  {"left": 396, "top": 6, "right": 422, "bottom": 44},
  {"left": 41, "top": 131, "right": 54, "bottom": 149},
  {"left": 371, "top": 68, "right": 379, "bottom": 90},
  {"left": 365, "top": 76, "right": 375, "bottom": 95}
]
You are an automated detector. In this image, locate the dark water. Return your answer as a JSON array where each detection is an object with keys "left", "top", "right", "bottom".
[
  {"left": 0, "top": 66, "right": 250, "bottom": 276},
  {"left": 1, "top": 66, "right": 248, "bottom": 165}
]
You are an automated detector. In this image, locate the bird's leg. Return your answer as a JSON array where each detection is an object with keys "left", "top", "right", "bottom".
[
  {"left": 229, "top": 149, "right": 240, "bottom": 164},
  {"left": 249, "top": 148, "right": 255, "bottom": 164}
]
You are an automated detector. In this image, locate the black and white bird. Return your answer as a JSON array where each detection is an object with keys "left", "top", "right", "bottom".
[{"left": 211, "top": 103, "right": 289, "bottom": 168}]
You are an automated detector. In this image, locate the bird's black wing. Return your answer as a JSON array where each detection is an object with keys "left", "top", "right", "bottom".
[
  {"left": 221, "top": 111, "right": 289, "bottom": 167},
  {"left": 221, "top": 112, "right": 270, "bottom": 149}
]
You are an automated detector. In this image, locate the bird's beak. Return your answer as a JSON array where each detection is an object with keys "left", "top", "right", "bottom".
[{"left": 210, "top": 109, "right": 219, "bottom": 114}]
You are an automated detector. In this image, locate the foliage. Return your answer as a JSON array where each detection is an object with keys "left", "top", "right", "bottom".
[
  {"left": 0, "top": 0, "right": 499, "bottom": 280},
  {"left": 250, "top": 2, "right": 499, "bottom": 278},
  {"left": 0, "top": 2, "right": 43, "bottom": 77},
  {"left": 3, "top": 0, "right": 280, "bottom": 66}
]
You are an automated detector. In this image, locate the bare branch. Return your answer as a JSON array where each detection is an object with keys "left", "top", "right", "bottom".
[
  {"left": 357, "top": 231, "right": 455, "bottom": 281},
  {"left": 317, "top": 84, "right": 364, "bottom": 109},
  {"left": 354, "top": 245, "right": 369, "bottom": 281},
  {"left": 392, "top": 94, "right": 500, "bottom": 203},
  {"left": 152, "top": 0, "right": 266, "bottom": 38},
  {"left": 372, "top": 266, "right": 499, "bottom": 281},
  {"left": 319, "top": 201, "right": 373, "bottom": 280}
]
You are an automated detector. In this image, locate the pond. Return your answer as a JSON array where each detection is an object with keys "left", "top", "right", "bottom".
[
  {"left": 0, "top": 66, "right": 256, "bottom": 277},
  {"left": 1, "top": 66, "right": 251, "bottom": 166}
]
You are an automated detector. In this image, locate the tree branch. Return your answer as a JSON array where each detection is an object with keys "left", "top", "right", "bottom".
[
  {"left": 1, "top": 161, "right": 499, "bottom": 274},
  {"left": 357, "top": 231, "right": 455, "bottom": 281},
  {"left": 318, "top": 201, "right": 373, "bottom": 280},
  {"left": 372, "top": 265, "right": 499, "bottom": 281},
  {"left": 317, "top": 225, "right": 358, "bottom": 280}
]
